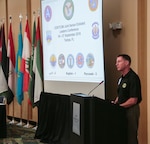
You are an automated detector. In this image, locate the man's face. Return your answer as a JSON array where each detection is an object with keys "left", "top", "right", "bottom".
[{"left": 116, "top": 56, "right": 129, "bottom": 71}]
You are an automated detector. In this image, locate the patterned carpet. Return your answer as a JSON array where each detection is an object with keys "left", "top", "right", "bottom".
[{"left": 0, "top": 122, "right": 47, "bottom": 144}]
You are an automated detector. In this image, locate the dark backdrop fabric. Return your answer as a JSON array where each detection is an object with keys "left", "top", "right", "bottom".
[
  {"left": 0, "top": 105, "right": 7, "bottom": 138},
  {"left": 35, "top": 93, "right": 127, "bottom": 144},
  {"left": 35, "top": 92, "right": 70, "bottom": 144}
]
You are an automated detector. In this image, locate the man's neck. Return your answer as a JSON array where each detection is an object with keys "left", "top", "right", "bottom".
[{"left": 122, "top": 68, "right": 130, "bottom": 76}]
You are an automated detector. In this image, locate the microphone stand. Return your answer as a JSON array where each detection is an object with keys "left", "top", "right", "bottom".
[{"left": 88, "top": 81, "right": 104, "bottom": 96}]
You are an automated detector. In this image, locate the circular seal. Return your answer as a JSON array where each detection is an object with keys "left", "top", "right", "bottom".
[
  {"left": 89, "top": 0, "right": 98, "bottom": 11},
  {"left": 67, "top": 54, "right": 74, "bottom": 69},
  {"left": 44, "top": 5, "right": 52, "bottom": 22},
  {"left": 92, "top": 22, "right": 99, "bottom": 39},
  {"left": 58, "top": 54, "right": 65, "bottom": 68},
  {"left": 86, "top": 53, "right": 94, "bottom": 68},
  {"left": 76, "top": 53, "right": 84, "bottom": 68},
  {"left": 63, "top": 0, "right": 74, "bottom": 20},
  {"left": 122, "top": 83, "right": 127, "bottom": 88},
  {"left": 50, "top": 54, "right": 57, "bottom": 67}
]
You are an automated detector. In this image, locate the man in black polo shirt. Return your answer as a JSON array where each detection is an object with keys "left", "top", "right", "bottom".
[{"left": 113, "top": 54, "right": 142, "bottom": 144}]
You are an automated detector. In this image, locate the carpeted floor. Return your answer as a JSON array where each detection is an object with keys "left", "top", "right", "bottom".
[{"left": 0, "top": 123, "right": 47, "bottom": 144}]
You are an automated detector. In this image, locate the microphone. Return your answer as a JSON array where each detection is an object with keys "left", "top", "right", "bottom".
[{"left": 88, "top": 81, "right": 104, "bottom": 96}]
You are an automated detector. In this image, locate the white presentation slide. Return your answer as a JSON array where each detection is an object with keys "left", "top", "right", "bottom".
[{"left": 41, "top": 0, "right": 105, "bottom": 83}]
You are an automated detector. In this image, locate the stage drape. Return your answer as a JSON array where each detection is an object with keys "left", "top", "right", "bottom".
[
  {"left": 35, "top": 92, "right": 70, "bottom": 144},
  {"left": 35, "top": 92, "right": 127, "bottom": 144},
  {"left": 0, "top": 105, "right": 7, "bottom": 138}
]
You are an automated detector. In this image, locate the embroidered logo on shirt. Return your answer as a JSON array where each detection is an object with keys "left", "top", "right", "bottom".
[{"left": 122, "top": 83, "right": 127, "bottom": 88}]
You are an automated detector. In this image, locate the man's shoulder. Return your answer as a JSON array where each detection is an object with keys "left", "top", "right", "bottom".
[{"left": 129, "top": 69, "right": 139, "bottom": 76}]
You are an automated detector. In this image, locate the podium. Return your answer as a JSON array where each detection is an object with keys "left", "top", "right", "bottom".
[{"left": 70, "top": 93, "right": 127, "bottom": 144}]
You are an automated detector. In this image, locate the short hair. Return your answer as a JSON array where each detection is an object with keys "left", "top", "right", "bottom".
[{"left": 117, "top": 54, "right": 131, "bottom": 65}]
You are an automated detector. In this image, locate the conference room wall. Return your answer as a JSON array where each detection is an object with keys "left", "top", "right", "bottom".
[
  {"left": 0, "top": 0, "right": 39, "bottom": 122},
  {"left": 0, "top": 0, "right": 149, "bottom": 143},
  {"left": 103, "top": 0, "right": 148, "bottom": 144},
  {"left": 147, "top": 1, "right": 150, "bottom": 144}
]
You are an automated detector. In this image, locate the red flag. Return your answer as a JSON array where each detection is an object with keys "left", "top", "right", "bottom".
[
  {"left": 7, "top": 21, "right": 16, "bottom": 96},
  {"left": 21, "top": 18, "right": 31, "bottom": 91}
]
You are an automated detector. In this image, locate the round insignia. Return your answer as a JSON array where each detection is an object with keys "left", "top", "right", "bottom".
[
  {"left": 122, "top": 83, "right": 127, "bottom": 88},
  {"left": 50, "top": 54, "right": 57, "bottom": 67},
  {"left": 44, "top": 5, "right": 52, "bottom": 22},
  {"left": 86, "top": 53, "right": 94, "bottom": 68},
  {"left": 89, "top": 0, "right": 98, "bottom": 11},
  {"left": 76, "top": 53, "right": 84, "bottom": 68},
  {"left": 63, "top": 0, "right": 74, "bottom": 20},
  {"left": 92, "top": 22, "right": 99, "bottom": 39},
  {"left": 67, "top": 54, "right": 74, "bottom": 69},
  {"left": 58, "top": 54, "right": 65, "bottom": 68}
]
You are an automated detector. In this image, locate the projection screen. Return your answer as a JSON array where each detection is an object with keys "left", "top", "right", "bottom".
[{"left": 41, "top": 0, "right": 105, "bottom": 99}]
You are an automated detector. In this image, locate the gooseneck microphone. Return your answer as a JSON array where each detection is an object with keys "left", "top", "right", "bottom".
[{"left": 88, "top": 81, "right": 104, "bottom": 96}]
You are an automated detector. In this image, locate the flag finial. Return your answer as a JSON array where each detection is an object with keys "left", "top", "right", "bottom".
[
  {"left": 37, "top": 9, "right": 41, "bottom": 16},
  {"left": 33, "top": 11, "right": 36, "bottom": 20},
  {"left": 0, "top": 18, "right": 5, "bottom": 24},
  {"left": 19, "top": 14, "right": 23, "bottom": 22},
  {"left": 9, "top": 15, "right": 12, "bottom": 23}
]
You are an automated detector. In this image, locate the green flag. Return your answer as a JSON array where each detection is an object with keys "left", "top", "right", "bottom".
[
  {"left": 28, "top": 19, "right": 36, "bottom": 107},
  {"left": 32, "top": 16, "right": 43, "bottom": 106}
]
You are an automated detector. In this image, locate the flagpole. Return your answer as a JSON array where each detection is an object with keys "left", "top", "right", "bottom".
[
  {"left": 0, "top": 20, "right": 10, "bottom": 123},
  {"left": 23, "top": 15, "right": 31, "bottom": 128},
  {"left": 32, "top": 11, "right": 36, "bottom": 129},
  {"left": 32, "top": 10, "right": 43, "bottom": 130},
  {"left": 8, "top": 16, "right": 15, "bottom": 125},
  {"left": 24, "top": 93, "right": 31, "bottom": 128},
  {"left": 33, "top": 10, "right": 40, "bottom": 130},
  {"left": 16, "top": 14, "right": 24, "bottom": 126}
]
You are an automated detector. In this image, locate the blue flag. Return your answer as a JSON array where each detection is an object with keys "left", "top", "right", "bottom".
[{"left": 16, "top": 21, "right": 23, "bottom": 105}]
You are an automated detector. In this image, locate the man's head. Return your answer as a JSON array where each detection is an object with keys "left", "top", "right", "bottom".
[{"left": 116, "top": 54, "right": 131, "bottom": 73}]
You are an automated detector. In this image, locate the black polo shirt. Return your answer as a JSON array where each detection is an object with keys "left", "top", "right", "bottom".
[{"left": 117, "top": 69, "right": 142, "bottom": 104}]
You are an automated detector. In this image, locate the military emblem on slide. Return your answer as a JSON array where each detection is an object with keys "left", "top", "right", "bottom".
[
  {"left": 67, "top": 54, "right": 74, "bottom": 69},
  {"left": 44, "top": 5, "right": 52, "bottom": 22},
  {"left": 63, "top": 0, "right": 74, "bottom": 20},
  {"left": 92, "top": 22, "right": 99, "bottom": 39},
  {"left": 50, "top": 54, "right": 57, "bottom": 67},
  {"left": 86, "top": 53, "right": 94, "bottom": 68},
  {"left": 58, "top": 54, "right": 65, "bottom": 68},
  {"left": 46, "top": 30, "right": 52, "bottom": 43},
  {"left": 89, "top": 0, "right": 98, "bottom": 11},
  {"left": 76, "top": 53, "right": 84, "bottom": 68}
]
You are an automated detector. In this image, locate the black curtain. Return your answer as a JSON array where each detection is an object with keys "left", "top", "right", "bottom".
[
  {"left": 0, "top": 105, "right": 7, "bottom": 138},
  {"left": 35, "top": 92, "right": 70, "bottom": 144}
]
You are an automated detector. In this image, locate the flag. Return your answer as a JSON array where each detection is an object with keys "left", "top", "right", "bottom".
[
  {"left": 7, "top": 21, "right": 16, "bottom": 100},
  {"left": 28, "top": 19, "right": 36, "bottom": 107},
  {"left": 0, "top": 24, "right": 8, "bottom": 94},
  {"left": 0, "top": 26, "right": 2, "bottom": 62},
  {"left": 1, "top": 24, "right": 9, "bottom": 80},
  {"left": 0, "top": 64, "right": 8, "bottom": 93},
  {"left": 0, "top": 24, "right": 14, "bottom": 104},
  {"left": 33, "top": 16, "right": 43, "bottom": 104},
  {"left": 21, "top": 18, "right": 31, "bottom": 92},
  {"left": 15, "top": 21, "right": 23, "bottom": 105}
]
